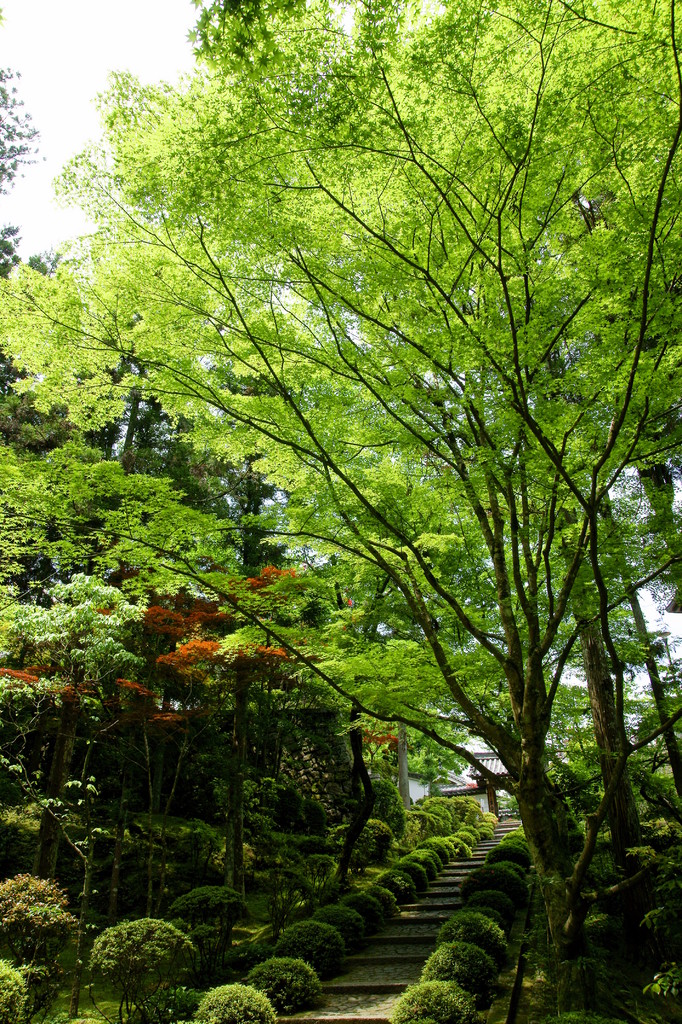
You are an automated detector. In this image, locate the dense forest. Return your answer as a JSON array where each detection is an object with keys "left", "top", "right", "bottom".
[{"left": 0, "top": 1, "right": 681, "bottom": 1023}]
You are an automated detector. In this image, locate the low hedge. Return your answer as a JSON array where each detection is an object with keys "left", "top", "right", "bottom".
[
  {"left": 447, "top": 837, "right": 472, "bottom": 859},
  {"left": 421, "top": 838, "right": 455, "bottom": 864},
  {"left": 313, "top": 905, "right": 366, "bottom": 951},
  {"left": 274, "top": 920, "right": 344, "bottom": 979},
  {"left": 408, "top": 849, "right": 441, "bottom": 879},
  {"left": 421, "top": 940, "right": 497, "bottom": 1007},
  {"left": 486, "top": 841, "right": 532, "bottom": 870},
  {"left": 390, "top": 980, "right": 478, "bottom": 1024},
  {"left": 225, "top": 943, "right": 274, "bottom": 973},
  {"left": 0, "top": 960, "right": 27, "bottom": 1024},
  {"left": 459, "top": 863, "right": 528, "bottom": 909},
  {"left": 195, "top": 984, "right": 276, "bottom": 1024},
  {"left": 368, "top": 884, "right": 400, "bottom": 919},
  {"left": 462, "top": 889, "right": 515, "bottom": 928},
  {"left": 377, "top": 869, "right": 417, "bottom": 904},
  {"left": 437, "top": 911, "right": 507, "bottom": 968},
  {"left": 246, "top": 957, "right": 321, "bottom": 1013},
  {"left": 340, "top": 892, "right": 385, "bottom": 935},
  {"left": 397, "top": 858, "right": 430, "bottom": 892},
  {"left": 462, "top": 904, "right": 505, "bottom": 930}
]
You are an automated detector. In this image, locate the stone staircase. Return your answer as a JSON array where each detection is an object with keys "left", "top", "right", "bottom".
[{"left": 279, "top": 819, "right": 522, "bottom": 1024}]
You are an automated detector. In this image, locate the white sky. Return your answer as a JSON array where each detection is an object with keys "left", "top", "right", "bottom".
[{"left": 0, "top": 0, "right": 197, "bottom": 257}]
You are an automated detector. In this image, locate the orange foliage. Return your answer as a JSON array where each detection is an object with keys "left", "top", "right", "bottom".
[
  {"left": 156, "top": 639, "right": 222, "bottom": 671},
  {"left": 0, "top": 667, "right": 40, "bottom": 685}
]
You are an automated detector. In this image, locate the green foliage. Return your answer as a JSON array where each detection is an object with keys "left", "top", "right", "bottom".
[
  {"left": 274, "top": 920, "right": 345, "bottom": 979},
  {"left": 367, "top": 884, "right": 400, "bottom": 919},
  {"left": 541, "top": 1015, "right": 623, "bottom": 1024},
  {"left": 396, "top": 857, "right": 429, "bottom": 892},
  {"left": 263, "top": 867, "right": 314, "bottom": 941},
  {"left": 420, "top": 941, "right": 497, "bottom": 1007},
  {"left": 169, "top": 885, "right": 245, "bottom": 983},
  {"left": 406, "top": 811, "right": 443, "bottom": 844},
  {"left": 447, "top": 837, "right": 472, "bottom": 860},
  {"left": 639, "top": 817, "right": 682, "bottom": 853},
  {"left": 390, "top": 980, "right": 478, "bottom": 1024},
  {"left": 460, "top": 905, "right": 505, "bottom": 931},
  {"left": 340, "top": 891, "right": 385, "bottom": 935},
  {"left": 485, "top": 841, "right": 531, "bottom": 869},
  {"left": 357, "top": 818, "right": 394, "bottom": 865},
  {"left": 408, "top": 848, "right": 441, "bottom": 879},
  {"left": 419, "top": 838, "right": 452, "bottom": 867},
  {"left": 377, "top": 870, "right": 417, "bottom": 904},
  {"left": 461, "top": 890, "right": 515, "bottom": 929},
  {"left": 89, "top": 918, "right": 192, "bottom": 1024},
  {"left": 224, "top": 944, "right": 274, "bottom": 974},
  {"left": 459, "top": 864, "right": 528, "bottom": 909},
  {"left": 246, "top": 957, "right": 321, "bottom": 1013},
  {"left": 313, "top": 905, "right": 366, "bottom": 951},
  {"left": 301, "top": 854, "right": 336, "bottom": 902},
  {"left": 455, "top": 829, "right": 478, "bottom": 849},
  {"left": 371, "top": 779, "right": 406, "bottom": 839},
  {"left": 0, "top": 68, "right": 37, "bottom": 193},
  {"left": 195, "top": 984, "right": 276, "bottom": 1024},
  {"left": 143, "top": 984, "right": 202, "bottom": 1024},
  {"left": 302, "top": 799, "right": 327, "bottom": 835},
  {"left": 0, "top": 874, "right": 76, "bottom": 1018},
  {"left": 0, "top": 959, "right": 27, "bottom": 1024},
  {"left": 437, "top": 912, "right": 507, "bottom": 969}
]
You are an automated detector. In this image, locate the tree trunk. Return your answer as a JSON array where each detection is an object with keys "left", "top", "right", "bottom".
[
  {"left": 335, "top": 707, "right": 375, "bottom": 886},
  {"left": 108, "top": 772, "right": 129, "bottom": 925},
  {"left": 69, "top": 841, "right": 94, "bottom": 1018},
  {"left": 629, "top": 590, "right": 682, "bottom": 797},
  {"left": 225, "top": 679, "right": 249, "bottom": 897},
  {"left": 397, "top": 722, "right": 410, "bottom": 809},
  {"left": 579, "top": 619, "right": 657, "bottom": 957},
  {"left": 34, "top": 690, "right": 79, "bottom": 878}
]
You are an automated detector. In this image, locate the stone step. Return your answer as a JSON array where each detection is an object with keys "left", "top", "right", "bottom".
[
  {"left": 323, "top": 983, "right": 409, "bottom": 995},
  {"left": 370, "top": 933, "right": 436, "bottom": 946},
  {"left": 427, "top": 879, "right": 461, "bottom": 889},
  {"left": 345, "top": 954, "right": 426, "bottom": 965},
  {"left": 400, "top": 901, "right": 460, "bottom": 912}
]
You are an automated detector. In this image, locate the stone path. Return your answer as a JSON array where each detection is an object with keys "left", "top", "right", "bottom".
[{"left": 279, "top": 819, "right": 523, "bottom": 1024}]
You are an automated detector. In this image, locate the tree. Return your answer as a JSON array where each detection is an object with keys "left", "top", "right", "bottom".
[{"left": 5, "top": 0, "right": 682, "bottom": 1010}]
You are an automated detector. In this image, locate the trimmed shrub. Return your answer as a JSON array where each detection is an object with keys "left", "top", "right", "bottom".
[
  {"left": 408, "top": 849, "right": 440, "bottom": 879},
  {"left": 462, "top": 889, "right": 515, "bottom": 928},
  {"left": 195, "top": 983, "right": 276, "bottom": 1024},
  {"left": 447, "top": 836, "right": 472, "bottom": 860},
  {"left": 274, "top": 920, "right": 344, "bottom": 979},
  {"left": 0, "top": 959, "right": 27, "bottom": 1024},
  {"left": 476, "top": 823, "right": 495, "bottom": 841},
  {"left": 502, "top": 828, "right": 526, "bottom": 844},
  {"left": 169, "top": 885, "right": 245, "bottom": 982},
  {"left": 420, "top": 838, "right": 453, "bottom": 866},
  {"left": 486, "top": 843, "right": 532, "bottom": 870},
  {"left": 455, "top": 828, "right": 478, "bottom": 848},
  {"left": 397, "top": 858, "right": 430, "bottom": 891},
  {"left": 362, "top": 819, "right": 394, "bottom": 862},
  {"left": 421, "top": 941, "right": 497, "bottom": 1006},
  {"left": 225, "top": 943, "right": 274, "bottom": 973},
  {"left": 263, "top": 867, "right": 314, "bottom": 940},
  {"left": 368, "top": 884, "right": 400, "bottom": 919},
  {"left": 313, "top": 905, "right": 366, "bottom": 951},
  {"left": 390, "top": 980, "right": 478, "bottom": 1024},
  {"left": 302, "top": 854, "right": 336, "bottom": 902},
  {"left": 463, "top": 904, "right": 505, "bottom": 930},
  {"left": 378, "top": 869, "right": 417, "bottom": 903},
  {"left": 372, "top": 779, "right": 407, "bottom": 839},
  {"left": 459, "top": 864, "right": 528, "bottom": 909},
  {"left": 303, "top": 799, "right": 327, "bottom": 835},
  {"left": 90, "top": 918, "right": 192, "bottom": 1024},
  {"left": 340, "top": 892, "right": 385, "bottom": 935},
  {"left": 144, "top": 984, "right": 202, "bottom": 1023},
  {"left": 247, "top": 957, "right": 322, "bottom": 1013},
  {"left": 437, "top": 911, "right": 507, "bottom": 968},
  {"left": 406, "top": 811, "right": 443, "bottom": 845}
]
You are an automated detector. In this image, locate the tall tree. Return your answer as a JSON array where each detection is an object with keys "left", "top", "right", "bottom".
[{"left": 5, "top": 0, "right": 682, "bottom": 1009}]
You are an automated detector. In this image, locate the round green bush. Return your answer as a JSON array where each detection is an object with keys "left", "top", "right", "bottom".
[
  {"left": 456, "top": 828, "right": 478, "bottom": 848},
  {"left": 462, "top": 889, "right": 515, "bottom": 928},
  {"left": 378, "top": 869, "right": 417, "bottom": 903},
  {"left": 420, "top": 838, "right": 452, "bottom": 866},
  {"left": 408, "top": 849, "right": 440, "bottom": 879},
  {"left": 390, "top": 980, "right": 478, "bottom": 1024},
  {"left": 340, "top": 892, "right": 385, "bottom": 935},
  {"left": 486, "top": 841, "right": 532, "bottom": 870},
  {"left": 195, "top": 983, "right": 276, "bottom": 1024},
  {"left": 421, "top": 941, "right": 497, "bottom": 1006},
  {"left": 372, "top": 779, "right": 407, "bottom": 839},
  {"left": 476, "top": 823, "right": 496, "bottom": 841},
  {"left": 397, "top": 858, "right": 430, "bottom": 892},
  {"left": 0, "top": 959, "right": 27, "bottom": 1024},
  {"left": 368, "top": 885, "right": 400, "bottom": 919},
  {"left": 225, "top": 943, "right": 275, "bottom": 973},
  {"left": 459, "top": 864, "right": 528, "bottom": 909},
  {"left": 247, "top": 957, "right": 322, "bottom": 1013},
  {"left": 447, "top": 836, "right": 472, "bottom": 859},
  {"left": 362, "top": 818, "right": 394, "bottom": 862},
  {"left": 462, "top": 904, "right": 505, "bottom": 930},
  {"left": 274, "top": 920, "right": 345, "bottom": 979},
  {"left": 313, "top": 905, "right": 366, "bottom": 951},
  {"left": 406, "top": 810, "right": 444, "bottom": 844},
  {"left": 437, "top": 911, "right": 507, "bottom": 968}
]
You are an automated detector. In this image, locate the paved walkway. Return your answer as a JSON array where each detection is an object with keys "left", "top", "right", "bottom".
[{"left": 279, "top": 820, "right": 522, "bottom": 1024}]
